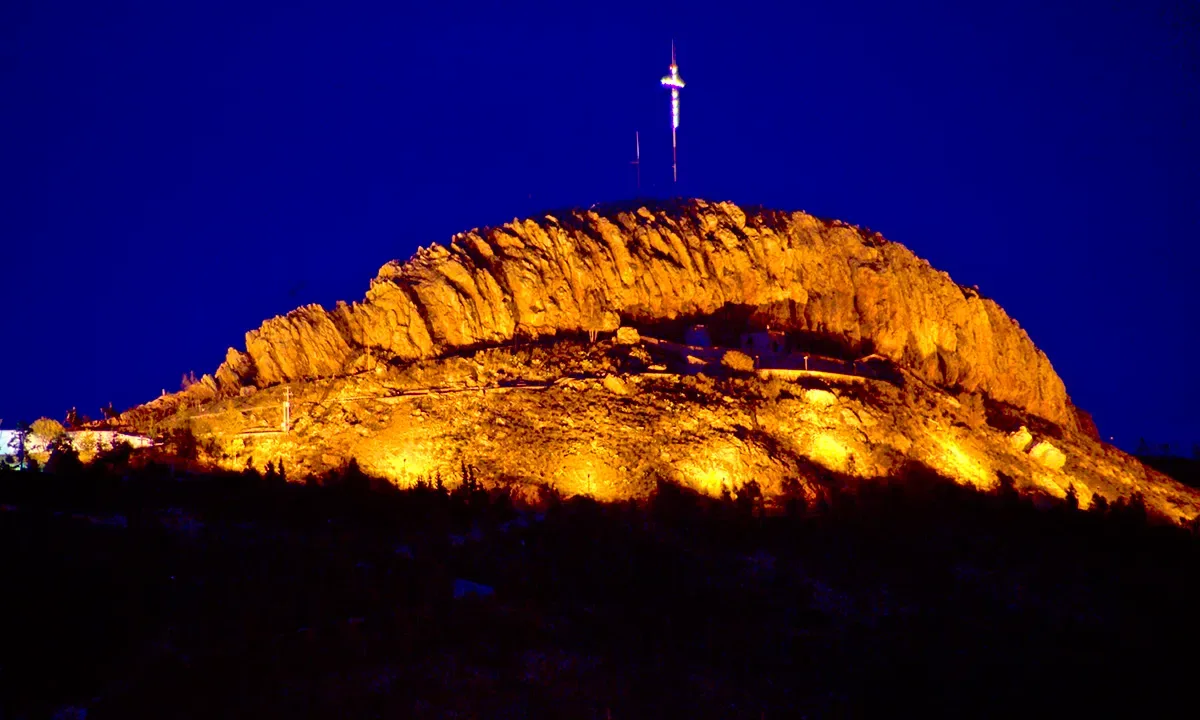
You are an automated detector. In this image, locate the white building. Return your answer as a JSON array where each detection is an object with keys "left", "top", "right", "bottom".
[{"left": 0, "top": 429, "right": 154, "bottom": 462}]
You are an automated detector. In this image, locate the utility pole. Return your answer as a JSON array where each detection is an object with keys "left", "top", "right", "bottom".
[{"left": 282, "top": 387, "right": 291, "bottom": 434}]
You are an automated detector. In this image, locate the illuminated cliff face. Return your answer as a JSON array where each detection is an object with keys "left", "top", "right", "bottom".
[
  {"left": 208, "top": 200, "right": 1080, "bottom": 433},
  {"left": 143, "top": 338, "right": 1200, "bottom": 526},
  {"left": 121, "top": 201, "right": 1200, "bottom": 525}
]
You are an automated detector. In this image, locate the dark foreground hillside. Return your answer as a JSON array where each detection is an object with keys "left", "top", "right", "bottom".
[{"left": 1, "top": 455, "right": 1198, "bottom": 718}]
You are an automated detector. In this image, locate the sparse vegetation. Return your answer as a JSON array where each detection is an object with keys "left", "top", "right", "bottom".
[
  {"left": 755, "top": 375, "right": 789, "bottom": 402},
  {"left": 956, "top": 389, "right": 988, "bottom": 428},
  {"left": 720, "top": 349, "right": 755, "bottom": 374},
  {"left": 29, "top": 417, "right": 66, "bottom": 442},
  {"left": 680, "top": 371, "right": 718, "bottom": 399}
]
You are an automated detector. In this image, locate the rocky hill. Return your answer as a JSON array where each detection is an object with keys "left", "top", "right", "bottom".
[
  {"left": 127, "top": 200, "right": 1200, "bottom": 525},
  {"left": 212, "top": 200, "right": 1075, "bottom": 427}
]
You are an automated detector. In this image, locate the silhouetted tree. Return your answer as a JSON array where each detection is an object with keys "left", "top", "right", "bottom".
[
  {"left": 45, "top": 434, "right": 84, "bottom": 475},
  {"left": 161, "top": 426, "right": 199, "bottom": 461},
  {"left": 453, "top": 462, "right": 489, "bottom": 509},
  {"left": 737, "top": 479, "right": 763, "bottom": 518},
  {"left": 781, "top": 476, "right": 807, "bottom": 518},
  {"left": 813, "top": 488, "right": 831, "bottom": 516},
  {"left": 1110, "top": 492, "right": 1148, "bottom": 527},
  {"left": 3, "top": 421, "right": 29, "bottom": 471},
  {"left": 1126, "top": 492, "right": 1148, "bottom": 525},
  {"left": 1064, "top": 483, "right": 1079, "bottom": 511},
  {"left": 339, "top": 458, "right": 371, "bottom": 493},
  {"left": 93, "top": 440, "right": 134, "bottom": 474},
  {"left": 652, "top": 476, "right": 702, "bottom": 525},
  {"left": 995, "top": 471, "right": 1020, "bottom": 508}
]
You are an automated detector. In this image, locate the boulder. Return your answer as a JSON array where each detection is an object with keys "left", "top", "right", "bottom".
[
  {"left": 1029, "top": 440, "right": 1067, "bottom": 471},
  {"left": 602, "top": 375, "right": 629, "bottom": 395},
  {"left": 615, "top": 326, "right": 640, "bottom": 345},
  {"left": 1009, "top": 426, "right": 1033, "bottom": 452},
  {"left": 804, "top": 389, "right": 838, "bottom": 407}
]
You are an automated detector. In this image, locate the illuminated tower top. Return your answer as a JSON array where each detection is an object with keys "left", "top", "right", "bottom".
[
  {"left": 660, "top": 41, "right": 685, "bottom": 182},
  {"left": 660, "top": 44, "right": 686, "bottom": 130},
  {"left": 661, "top": 44, "right": 685, "bottom": 89}
]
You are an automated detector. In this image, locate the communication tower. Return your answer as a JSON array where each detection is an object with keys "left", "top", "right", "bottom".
[{"left": 660, "top": 41, "right": 686, "bottom": 183}]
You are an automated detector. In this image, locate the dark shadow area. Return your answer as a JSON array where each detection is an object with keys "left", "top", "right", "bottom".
[
  {"left": 0, "top": 448, "right": 1197, "bottom": 718},
  {"left": 622, "top": 300, "right": 878, "bottom": 362},
  {"left": 1138, "top": 452, "right": 1200, "bottom": 490},
  {"left": 982, "top": 393, "right": 1067, "bottom": 440}
]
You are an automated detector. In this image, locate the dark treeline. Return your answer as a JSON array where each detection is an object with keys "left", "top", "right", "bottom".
[
  {"left": 1137, "top": 449, "right": 1200, "bottom": 490},
  {"left": 1, "top": 447, "right": 1198, "bottom": 718}
]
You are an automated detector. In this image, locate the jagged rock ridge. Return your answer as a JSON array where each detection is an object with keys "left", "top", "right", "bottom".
[{"left": 214, "top": 199, "right": 1076, "bottom": 430}]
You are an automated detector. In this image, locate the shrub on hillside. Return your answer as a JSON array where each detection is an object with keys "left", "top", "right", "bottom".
[
  {"left": 30, "top": 417, "right": 66, "bottom": 443},
  {"left": 45, "top": 434, "right": 84, "bottom": 475},
  {"left": 957, "top": 391, "right": 987, "bottom": 428},
  {"left": 755, "top": 376, "right": 788, "bottom": 402},
  {"left": 721, "top": 350, "right": 755, "bottom": 374},
  {"left": 160, "top": 426, "right": 199, "bottom": 461}
]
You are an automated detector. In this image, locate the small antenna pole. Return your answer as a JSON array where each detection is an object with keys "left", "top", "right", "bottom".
[{"left": 632, "top": 130, "right": 641, "bottom": 193}]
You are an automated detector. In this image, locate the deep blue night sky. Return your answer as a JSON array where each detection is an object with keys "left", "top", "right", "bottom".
[{"left": 2, "top": 0, "right": 1197, "bottom": 452}]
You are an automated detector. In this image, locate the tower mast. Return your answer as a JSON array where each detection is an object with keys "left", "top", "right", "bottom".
[{"left": 660, "top": 41, "right": 686, "bottom": 183}]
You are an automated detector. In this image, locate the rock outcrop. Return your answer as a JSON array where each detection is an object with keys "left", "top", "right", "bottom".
[
  {"left": 160, "top": 337, "right": 1200, "bottom": 526},
  {"left": 124, "top": 200, "right": 1200, "bottom": 526},
  {"left": 214, "top": 200, "right": 1078, "bottom": 430}
]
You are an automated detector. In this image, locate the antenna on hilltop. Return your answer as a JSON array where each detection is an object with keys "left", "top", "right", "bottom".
[
  {"left": 660, "top": 39, "right": 685, "bottom": 183},
  {"left": 631, "top": 130, "right": 641, "bottom": 192}
]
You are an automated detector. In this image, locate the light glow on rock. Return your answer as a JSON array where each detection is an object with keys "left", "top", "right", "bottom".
[
  {"left": 932, "top": 435, "right": 993, "bottom": 489},
  {"left": 809, "top": 432, "right": 853, "bottom": 474},
  {"left": 678, "top": 443, "right": 743, "bottom": 497},
  {"left": 362, "top": 439, "right": 442, "bottom": 486},
  {"left": 554, "top": 452, "right": 620, "bottom": 500}
]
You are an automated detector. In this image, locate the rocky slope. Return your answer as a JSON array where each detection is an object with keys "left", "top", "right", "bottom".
[
  {"left": 212, "top": 200, "right": 1078, "bottom": 431},
  {"left": 141, "top": 337, "right": 1200, "bottom": 525},
  {"left": 127, "top": 199, "right": 1200, "bottom": 525}
]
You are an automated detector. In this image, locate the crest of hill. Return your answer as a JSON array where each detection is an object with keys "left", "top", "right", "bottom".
[{"left": 211, "top": 199, "right": 1080, "bottom": 431}]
